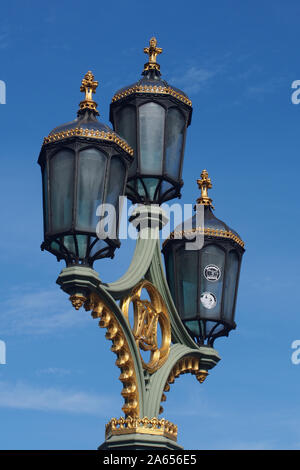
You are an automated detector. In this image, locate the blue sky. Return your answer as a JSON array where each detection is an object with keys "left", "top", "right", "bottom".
[{"left": 0, "top": 0, "right": 300, "bottom": 450}]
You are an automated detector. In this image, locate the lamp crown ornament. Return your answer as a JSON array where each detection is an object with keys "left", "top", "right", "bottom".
[
  {"left": 143, "top": 36, "right": 163, "bottom": 72},
  {"left": 196, "top": 169, "right": 214, "bottom": 209},
  {"left": 78, "top": 70, "right": 99, "bottom": 115}
]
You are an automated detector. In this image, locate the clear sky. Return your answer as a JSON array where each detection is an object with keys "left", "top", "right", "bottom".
[{"left": 0, "top": 0, "right": 300, "bottom": 450}]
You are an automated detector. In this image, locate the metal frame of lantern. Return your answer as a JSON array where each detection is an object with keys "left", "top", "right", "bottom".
[{"left": 110, "top": 37, "right": 193, "bottom": 205}]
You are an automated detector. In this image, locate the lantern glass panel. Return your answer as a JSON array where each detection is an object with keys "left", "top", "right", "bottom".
[
  {"left": 185, "top": 320, "right": 201, "bottom": 337},
  {"left": 224, "top": 250, "right": 239, "bottom": 321},
  {"left": 50, "top": 149, "right": 74, "bottom": 232},
  {"left": 138, "top": 178, "right": 159, "bottom": 201},
  {"left": 199, "top": 244, "right": 225, "bottom": 318},
  {"left": 139, "top": 102, "right": 165, "bottom": 175},
  {"left": 43, "top": 166, "right": 49, "bottom": 232},
  {"left": 115, "top": 106, "right": 137, "bottom": 178},
  {"left": 105, "top": 156, "right": 125, "bottom": 239},
  {"left": 76, "top": 148, "right": 107, "bottom": 232},
  {"left": 76, "top": 234, "right": 88, "bottom": 259},
  {"left": 165, "top": 107, "right": 185, "bottom": 180},
  {"left": 176, "top": 246, "right": 198, "bottom": 318}
]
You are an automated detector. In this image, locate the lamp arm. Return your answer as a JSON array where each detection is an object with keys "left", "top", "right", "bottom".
[
  {"left": 104, "top": 205, "right": 168, "bottom": 299},
  {"left": 104, "top": 226, "right": 159, "bottom": 300},
  {"left": 144, "top": 343, "right": 220, "bottom": 418}
]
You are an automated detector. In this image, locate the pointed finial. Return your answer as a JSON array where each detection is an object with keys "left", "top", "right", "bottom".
[
  {"left": 196, "top": 170, "right": 214, "bottom": 209},
  {"left": 78, "top": 71, "right": 99, "bottom": 115},
  {"left": 143, "top": 37, "right": 162, "bottom": 72}
]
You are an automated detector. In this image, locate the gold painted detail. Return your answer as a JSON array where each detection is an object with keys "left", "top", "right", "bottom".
[
  {"left": 121, "top": 281, "right": 171, "bottom": 374},
  {"left": 163, "top": 226, "right": 245, "bottom": 249},
  {"left": 143, "top": 37, "right": 163, "bottom": 72},
  {"left": 111, "top": 84, "right": 192, "bottom": 107},
  {"left": 105, "top": 417, "right": 177, "bottom": 442},
  {"left": 160, "top": 357, "right": 208, "bottom": 414},
  {"left": 43, "top": 128, "right": 134, "bottom": 156},
  {"left": 79, "top": 71, "right": 99, "bottom": 115},
  {"left": 197, "top": 169, "right": 214, "bottom": 208},
  {"left": 69, "top": 294, "right": 87, "bottom": 311},
  {"left": 83, "top": 292, "right": 139, "bottom": 418}
]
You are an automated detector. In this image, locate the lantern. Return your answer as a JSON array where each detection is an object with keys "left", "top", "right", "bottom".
[
  {"left": 162, "top": 170, "right": 245, "bottom": 345},
  {"left": 38, "top": 71, "right": 133, "bottom": 266}
]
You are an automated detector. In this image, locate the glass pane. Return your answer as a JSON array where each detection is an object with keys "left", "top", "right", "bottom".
[
  {"left": 50, "top": 149, "right": 74, "bottom": 232},
  {"left": 50, "top": 240, "right": 60, "bottom": 254},
  {"left": 185, "top": 320, "right": 200, "bottom": 337},
  {"left": 115, "top": 106, "right": 137, "bottom": 178},
  {"left": 43, "top": 166, "right": 49, "bottom": 232},
  {"left": 199, "top": 244, "right": 225, "bottom": 319},
  {"left": 139, "top": 102, "right": 165, "bottom": 175},
  {"left": 176, "top": 246, "right": 198, "bottom": 319},
  {"left": 165, "top": 108, "right": 185, "bottom": 180},
  {"left": 224, "top": 250, "right": 239, "bottom": 322},
  {"left": 76, "top": 148, "right": 107, "bottom": 232},
  {"left": 141, "top": 177, "right": 159, "bottom": 201},
  {"left": 90, "top": 238, "right": 106, "bottom": 257},
  {"left": 165, "top": 251, "right": 175, "bottom": 299},
  {"left": 100, "top": 157, "right": 125, "bottom": 240},
  {"left": 76, "top": 235, "right": 88, "bottom": 259},
  {"left": 63, "top": 235, "right": 76, "bottom": 257}
]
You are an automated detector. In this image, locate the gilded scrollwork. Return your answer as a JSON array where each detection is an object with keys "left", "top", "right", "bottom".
[{"left": 121, "top": 280, "right": 171, "bottom": 374}]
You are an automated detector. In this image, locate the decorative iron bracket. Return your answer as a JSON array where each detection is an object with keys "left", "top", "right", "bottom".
[{"left": 56, "top": 206, "right": 220, "bottom": 449}]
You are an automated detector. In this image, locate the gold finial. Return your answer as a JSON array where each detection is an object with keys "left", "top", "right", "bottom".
[
  {"left": 78, "top": 71, "right": 99, "bottom": 115},
  {"left": 196, "top": 170, "right": 214, "bottom": 209},
  {"left": 143, "top": 37, "right": 162, "bottom": 72}
]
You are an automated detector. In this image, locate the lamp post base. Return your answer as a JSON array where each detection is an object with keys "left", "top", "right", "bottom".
[{"left": 98, "top": 433, "right": 183, "bottom": 450}]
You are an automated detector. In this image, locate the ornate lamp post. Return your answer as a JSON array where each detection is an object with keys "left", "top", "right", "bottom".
[{"left": 38, "top": 39, "right": 245, "bottom": 450}]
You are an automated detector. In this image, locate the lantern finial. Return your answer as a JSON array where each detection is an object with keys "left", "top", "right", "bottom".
[
  {"left": 196, "top": 170, "right": 214, "bottom": 209},
  {"left": 78, "top": 71, "right": 99, "bottom": 116},
  {"left": 143, "top": 37, "right": 162, "bottom": 72}
]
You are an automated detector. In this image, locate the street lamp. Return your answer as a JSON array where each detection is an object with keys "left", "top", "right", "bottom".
[
  {"left": 38, "top": 71, "right": 133, "bottom": 267},
  {"left": 110, "top": 37, "right": 192, "bottom": 204},
  {"left": 38, "top": 39, "right": 245, "bottom": 450},
  {"left": 162, "top": 170, "right": 245, "bottom": 346}
]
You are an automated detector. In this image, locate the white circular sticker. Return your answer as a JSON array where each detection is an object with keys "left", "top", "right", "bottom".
[
  {"left": 204, "top": 264, "right": 221, "bottom": 282},
  {"left": 200, "top": 292, "right": 217, "bottom": 309}
]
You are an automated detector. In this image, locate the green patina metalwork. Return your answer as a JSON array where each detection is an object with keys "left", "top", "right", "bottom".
[{"left": 56, "top": 207, "right": 221, "bottom": 449}]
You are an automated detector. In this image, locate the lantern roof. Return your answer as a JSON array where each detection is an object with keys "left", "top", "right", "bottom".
[
  {"left": 163, "top": 170, "right": 245, "bottom": 250},
  {"left": 111, "top": 37, "right": 192, "bottom": 108},
  {"left": 41, "top": 71, "right": 133, "bottom": 157}
]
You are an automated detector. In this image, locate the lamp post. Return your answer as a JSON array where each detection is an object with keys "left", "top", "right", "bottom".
[{"left": 38, "top": 39, "right": 245, "bottom": 450}]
